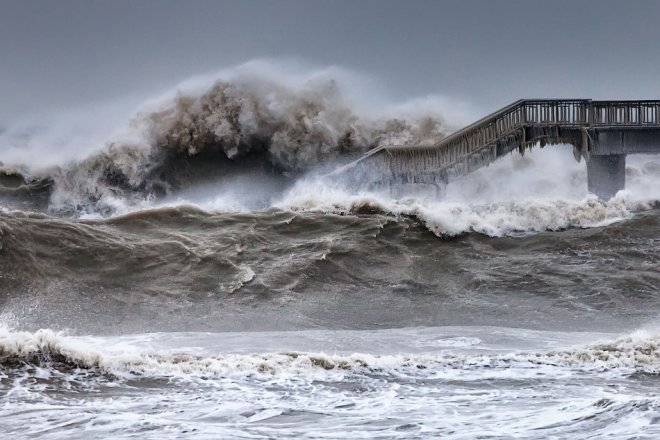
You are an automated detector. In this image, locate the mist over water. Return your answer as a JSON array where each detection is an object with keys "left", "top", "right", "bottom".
[{"left": 2, "top": 61, "right": 660, "bottom": 439}]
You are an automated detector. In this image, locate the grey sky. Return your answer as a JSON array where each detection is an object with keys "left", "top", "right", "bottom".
[{"left": 2, "top": 0, "right": 660, "bottom": 123}]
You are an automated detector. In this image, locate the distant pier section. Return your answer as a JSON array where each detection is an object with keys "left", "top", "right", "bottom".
[{"left": 338, "top": 100, "right": 660, "bottom": 199}]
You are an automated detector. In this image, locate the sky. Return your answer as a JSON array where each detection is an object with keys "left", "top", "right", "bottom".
[{"left": 2, "top": 0, "right": 660, "bottom": 124}]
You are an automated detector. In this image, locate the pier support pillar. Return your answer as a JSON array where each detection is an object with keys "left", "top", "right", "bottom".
[{"left": 587, "top": 154, "right": 626, "bottom": 200}]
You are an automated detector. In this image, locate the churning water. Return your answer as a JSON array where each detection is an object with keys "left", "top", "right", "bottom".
[{"left": 1, "top": 64, "right": 660, "bottom": 439}]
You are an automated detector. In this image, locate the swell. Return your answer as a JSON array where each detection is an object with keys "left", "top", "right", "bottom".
[
  {"left": 0, "top": 207, "right": 402, "bottom": 332},
  {"left": 1, "top": 207, "right": 659, "bottom": 334}
]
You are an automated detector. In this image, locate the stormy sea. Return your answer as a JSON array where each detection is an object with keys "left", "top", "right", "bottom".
[{"left": 1, "top": 66, "right": 660, "bottom": 439}]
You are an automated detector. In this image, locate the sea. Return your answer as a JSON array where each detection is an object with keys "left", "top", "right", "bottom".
[{"left": 1, "top": 69, "right": 660, "bottom": 439}]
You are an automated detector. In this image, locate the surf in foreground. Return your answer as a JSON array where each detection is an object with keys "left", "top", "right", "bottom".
[{"left": 3, "top": 326, "right": 660, "bottom": 438}]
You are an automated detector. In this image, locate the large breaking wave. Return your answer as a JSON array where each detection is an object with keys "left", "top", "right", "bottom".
[{"left": 0, "top": 63, "right": 448, "bottom": 215}]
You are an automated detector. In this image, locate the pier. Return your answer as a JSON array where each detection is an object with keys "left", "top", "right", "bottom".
[{"left": 338, "top": 100, "right": 660, "bottom": 199}]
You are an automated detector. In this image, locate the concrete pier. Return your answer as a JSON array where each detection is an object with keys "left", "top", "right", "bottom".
[{"left": 587, "top": 154, "right": 626, "bottom": 200}]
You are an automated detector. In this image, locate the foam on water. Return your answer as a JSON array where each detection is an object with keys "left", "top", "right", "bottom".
[
  {"left": 3, "top": 326, "right": 660, "bottom": 439},
  {"left": 3, "top": 326, "right": 660, "bottom": 380},
  {"left": 65, "top": 147, "right": 660, "bottom": 237},
  {"left": 276, "top": 149, "right": 660, "bottom": 237}
]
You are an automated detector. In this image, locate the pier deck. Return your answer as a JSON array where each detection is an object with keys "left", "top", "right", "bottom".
[{"left": 339, "top": 100, "right": 660, "bottom": 199}]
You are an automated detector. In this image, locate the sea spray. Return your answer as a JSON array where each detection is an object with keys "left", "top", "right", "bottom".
[
  {"left": 276, "top": 149, "right": 660, "bottom": 237},
  {"left": 0, "top": 62, "right": 451, "bottom": 215}
]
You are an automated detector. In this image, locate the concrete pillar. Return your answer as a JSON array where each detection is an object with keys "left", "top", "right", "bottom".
[{"left": 587, "top": 154, "right": 626, "bottom": 200}]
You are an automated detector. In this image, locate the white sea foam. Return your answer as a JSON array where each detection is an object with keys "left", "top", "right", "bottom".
[
  {"left": 57, "top": 147, "right": 660, "bottom": 239},
  {"left": 3, "top": 326, "right": 660, "bottom": 439},
  {"left": 2, "top": 326, "right": 660, "bottom": 379},
  {"left": 276, "top": 148, "right": 660, "bottom": 237},
  {"left": 74, "top": 148, "right": 659, "bottom": 236}
]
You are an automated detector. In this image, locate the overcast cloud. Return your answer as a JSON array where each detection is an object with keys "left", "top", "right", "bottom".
[{"left": 2, "top": 0, "right": 660, "bottom": 123}]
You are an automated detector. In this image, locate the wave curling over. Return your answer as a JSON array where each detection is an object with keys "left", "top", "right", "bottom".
[{"left": 1, "top": 63, "right": 450, "bottom": 215}]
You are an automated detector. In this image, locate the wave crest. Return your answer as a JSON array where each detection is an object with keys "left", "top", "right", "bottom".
[
  {"left": 3, "top": 328, "right": 660, "bottom": 380},
  {"left": 277, "top": 185, "right": 657, "bottom": 237},
  {"left": 7, "top": 74, "right": 446, "bottom": 215}
]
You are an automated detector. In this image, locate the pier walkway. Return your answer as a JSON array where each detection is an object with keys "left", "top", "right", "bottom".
[{"left": 338, "top": 100, "right": 660, "bottom": 199}]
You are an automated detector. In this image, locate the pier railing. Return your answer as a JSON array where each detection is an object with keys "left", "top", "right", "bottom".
[
  {"left": 591, "top": 101, "right": 660, "bottom": 126},
  {"left": 384, "top": 99, "right": 660, "bottom": 162},
  {"left": 337, "top": 99, "right": 660, "bottom": 182},
  {"left": 523, "top": 100, "right": 590, "bottom": 125}
]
